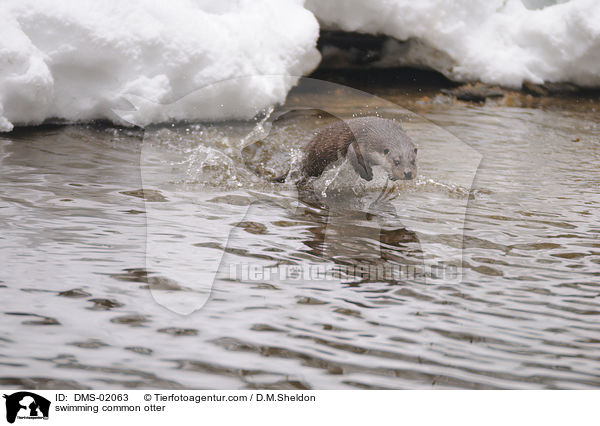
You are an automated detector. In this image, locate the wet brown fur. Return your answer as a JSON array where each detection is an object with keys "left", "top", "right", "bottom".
[
  {"left": 301, "top": 120, "right": 356, "bottom": 178},
  {"left": 300, "top": 117, "right": 417, "bottom": 182}
]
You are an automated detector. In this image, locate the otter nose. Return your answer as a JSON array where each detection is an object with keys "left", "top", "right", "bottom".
[{"left": 403, "top": 171, "right": 413, "bottom": 179}]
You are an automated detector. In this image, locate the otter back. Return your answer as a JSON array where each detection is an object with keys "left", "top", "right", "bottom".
[{"left": 301, "top": 120, "right": 356, "bottom": 178}]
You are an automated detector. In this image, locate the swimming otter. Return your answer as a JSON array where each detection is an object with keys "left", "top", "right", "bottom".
[{"left": 300, "top": 117, "right": 417, "bottom": 182}]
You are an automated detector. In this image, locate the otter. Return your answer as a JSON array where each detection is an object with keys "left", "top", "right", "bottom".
[{"left": 300, "top": 117, "right": 417, "bottom": 182}]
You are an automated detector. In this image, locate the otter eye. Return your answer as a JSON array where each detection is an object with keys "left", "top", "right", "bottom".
[
  {"left": 411, "top": 160, "right": 416, "bottom": 166},
  {"left": 384, "top": 149, "right": 389, "bottom": 155},
  {"left": 414, "top": 148, "right": 418, "bottom": 154},
  {"left": 393, "top": 160, "right": 400, "bottom": 166}
]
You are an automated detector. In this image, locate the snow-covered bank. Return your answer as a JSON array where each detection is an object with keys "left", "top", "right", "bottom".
[
  {"left": 307, "top": 0, "right": 600, "bottom": 88},
  {"left": 1, "top": 0, "right": 599, "bottom": 131},
  {"left": 0, "top": 0, "right": 320, "bottom": 131}
]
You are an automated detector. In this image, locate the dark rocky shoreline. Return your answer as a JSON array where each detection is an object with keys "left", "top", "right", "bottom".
[{"left": 311, "top": 30, "right": 600, "bottom": 104}]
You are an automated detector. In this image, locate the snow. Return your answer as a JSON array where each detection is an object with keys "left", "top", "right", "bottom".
[
  {"left": 1, "top": 0, "right": 599, "bottom": 131},
  {"left": 307, "top": 0, "right": 600, "bottom": 88},
  {"left": 0, "top": 0, "right": 320, "bottom": 131}
]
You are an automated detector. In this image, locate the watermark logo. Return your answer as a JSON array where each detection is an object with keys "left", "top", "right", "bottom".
[
  {"left": 228, "top": 262, "right": 459, "bottom": 283},
  {"left": 3, "top": 392, "right": 50, "bottom": 424},
  {"left": 114, "top": 76, "right": 481, "bottom": 315}
]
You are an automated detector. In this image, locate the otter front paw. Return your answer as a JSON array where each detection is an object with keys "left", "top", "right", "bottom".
[{"left": 357, "top": 166, "right": 373, "bottom": 181}]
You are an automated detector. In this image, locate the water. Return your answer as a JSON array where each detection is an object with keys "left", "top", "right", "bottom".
[{"left": 1, "top": 84, "right": 599, "bottom": 389}]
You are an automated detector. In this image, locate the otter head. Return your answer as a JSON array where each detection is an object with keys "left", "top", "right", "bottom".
[
  {"left": 383, "top": 140, "right": 417, "bottom": 181},
  {"left": 366, "top": 127, "right": 417, "bottom": 181},
  {"left": 347, "top": 117, "right": 418, "bottom": 182}
]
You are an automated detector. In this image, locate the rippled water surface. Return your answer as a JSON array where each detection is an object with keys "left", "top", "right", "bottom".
[{"left": 1, "top": 84, "right": 599, "bottom": 389}]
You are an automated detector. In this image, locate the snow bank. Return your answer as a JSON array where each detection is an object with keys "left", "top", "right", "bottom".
[
  {"left": 0, "top": 0, "right": 320, "bottom": 131},
  {"left": 307, "top": 0, "right": 600, "bottom": 88},
  {"left": 1, "top": 0, "right": 599, "bottom": 131}
]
